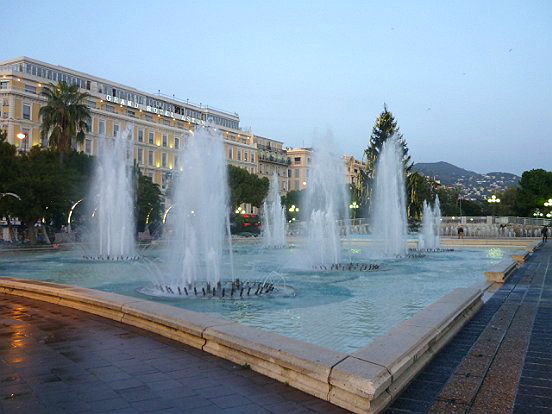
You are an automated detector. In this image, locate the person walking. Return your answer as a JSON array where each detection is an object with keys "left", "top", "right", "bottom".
[
  {"left": 542, "top": 225, "right": 549, "bottom": 243},
  {"left": 457, "top": 226, "right": 464, "bottom": 239}
]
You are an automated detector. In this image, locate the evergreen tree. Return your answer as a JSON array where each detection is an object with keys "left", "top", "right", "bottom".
[
  {"left": 360, "top": 104, "right": 414, "bottom": 215},
  {"left": 364, "top": 104, "right": 412, "bottom": 179}
]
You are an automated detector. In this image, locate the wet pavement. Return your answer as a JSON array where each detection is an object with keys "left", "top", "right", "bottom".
[
  {"left": 0, "top": 295, "right": 348, "bottom": 414},
  {"left": 386, "top": 242, "right": 552, "bottom": 413}
]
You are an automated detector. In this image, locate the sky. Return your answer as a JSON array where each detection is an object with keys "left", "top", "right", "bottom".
[{"left": 4, "top": 0, "right": 551, "bottom": 175}]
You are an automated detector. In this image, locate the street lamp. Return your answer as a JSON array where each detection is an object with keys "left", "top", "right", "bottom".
[
  {"left": 349, "top": 201, "right": 359, "bottom": 219},
  {"left": 487, "top": 195, "right": 501, "bottom": 217},
  {"left": 16, "top": 132, "right": 29, "bottom": 152}
]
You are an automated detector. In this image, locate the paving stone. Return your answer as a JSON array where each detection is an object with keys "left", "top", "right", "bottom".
[{"left": 0, "top": 294, "right": 345, "bottom": 414}]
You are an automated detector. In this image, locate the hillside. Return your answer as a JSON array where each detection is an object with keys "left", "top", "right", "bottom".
[{"left": 414, "top": 162, "right": 520, "bottom": 200}]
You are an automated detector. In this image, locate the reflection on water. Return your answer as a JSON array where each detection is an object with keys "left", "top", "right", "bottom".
[{"left": 0, "top": 243, "right": 509, "bottom": 353}]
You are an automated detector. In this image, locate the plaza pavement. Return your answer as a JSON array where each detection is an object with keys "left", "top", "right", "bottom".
[{"left": 0, "top": 295, "right": 348, "bottom": 414}]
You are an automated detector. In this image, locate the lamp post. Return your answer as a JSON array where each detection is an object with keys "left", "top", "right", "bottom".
[
  {"left": 288, "top": 204, "right": 299, "bottom": 222},
  {"left": 487, "top": 195, "right": 501, "bottom": 218},
  {"left": 349, "top": 201, "right": 359, "bottom": 220},
  {"left": 16, "top": 132, "right": 29, "bottom": 152}
]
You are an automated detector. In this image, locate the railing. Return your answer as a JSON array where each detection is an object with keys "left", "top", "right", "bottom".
[
  {"left": 441, "top": 216, "right": 552, "bottom": 226},
  {"left": 259, "top": 153, "right": 290, "bottom": 165}
]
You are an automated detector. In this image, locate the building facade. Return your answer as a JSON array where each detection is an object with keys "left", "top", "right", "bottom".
[
  {"left": 0, "top": 56, "right": 258, "bottom": 194},
  {"left": 254, "top": 135, "right": 290, "bottom": 194}
]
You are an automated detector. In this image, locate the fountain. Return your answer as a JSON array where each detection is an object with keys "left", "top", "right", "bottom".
[
  {"left": 163, "top": 127, "right": 228, "bottom": 290},
  {"left": 370, "top": 136, "right": 408, "bottom": 257},
  {"left": 418, "top": 196, "right": 442, "bottom": 250},
  {"left": 302, "top": 137, "right": 350, "bottom": 266},
  {"left": 86, "top": 125, "right": 137, "bottom": 261},
  {"left": 141, "top": 126, "right": 293, "bottom": 299},
  {"left": 262, "top": 172, "right": 287, "bottom": 248}
]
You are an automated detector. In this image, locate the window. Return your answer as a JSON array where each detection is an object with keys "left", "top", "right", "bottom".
[
  {"left": 99, "top": 119, "right": 106, "bottom": 136},
  {"left": 162, "top": 134, "right": 168, "bottom": 147},
  {"left": 163, "top": 119, "right": 170, "bottom": 126},
  {"left": 138, "top": 129, "right": 144, "bottom": 143},
  {"left": 294, "top": 157, "right": 301, "bottom": 164},
  {"left": 174, "top": 155, "right": 179, "bottom": 169},
  {"left": 25, "top": 84, "right": 36, "bottom": 94},
  {"left": 106, "top": 104, "right": 115, "bottom": 113},
  {"left": 237, "top": 150, "right": 241, "bottom": 161},
  {"left": 228, "top": 148, "right": 233, "bottom": 160},
  {"left": 244, "top": 151, "right": 248, "bottom": 161},
  {"left": 127, "top": 110, "right": 135, "bottom": 117},
  {"left": 137, "top": 148, "right": 143, "bottom": 164},
  {"left": 294, "top": 169, "right": 299, "bottom": 178},
  {"left": 87, "top": 99, "right": 96, "bottom": 109},
  {"left": 294, "top": 180, "right": 300, "bottom": 190},
  {"left": 252, "top": 152, "right": 255, "bottom": 162},
  {"left": 85, "top": 139, "right": 92, "bottom": 154},
  {"left": 86, "top": 80, "right": 91, "bottom": 90},
  {"left": 113, "top": 124, "right": 119, "bottom": 137},
  {"left": 162, "top": 152, "right": 167, "bottom": 168},
  {"left": 174, "top": 137, "right": 180, "bottom": 149},
  {"left": 144, "top": 114, "right": 153, "bottom": 121},
  {"left": 148, "top": 131, "right": 154, "bottom": 145},
  {"left": 148, "top": 150, "right": 154, "bottom": 166},
  {"left": 0, "top": 81, "right": 8, "bottom": 90},
  {"left": 22, "top": 104, "right": 31, "bottom": 120}
]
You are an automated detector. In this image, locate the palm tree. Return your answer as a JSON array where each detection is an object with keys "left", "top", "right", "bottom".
[{"left": 39, "top": 81, "right": 91, "bottom": 153}]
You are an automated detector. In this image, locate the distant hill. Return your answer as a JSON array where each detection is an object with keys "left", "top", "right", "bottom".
[
  {"left": 413, "top": 161, "right": 478, "bottom": 185},
  {"left": 413, "top": 161, "right": 520, "bottom": 200}
]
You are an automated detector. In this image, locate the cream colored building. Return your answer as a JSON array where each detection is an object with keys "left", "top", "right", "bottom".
[
  {"left": 286, "top": 148, "right": 312, "bottom": 191},
  {"left": 343, "top": 155, "right": 366, "bottom": 186},
  {"left": 287, "top": 148, "right": 365, "bottom": 191},
  {"left": 0, "top": 56, "right": 258, "bottom": 195},
  {"left": 254, "top": 135, "right": 290, "bottom": 194}
]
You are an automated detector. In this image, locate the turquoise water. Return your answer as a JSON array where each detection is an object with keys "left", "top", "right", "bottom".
[{"left": 0, "top": 243, "right": 509, "bottom": 353}]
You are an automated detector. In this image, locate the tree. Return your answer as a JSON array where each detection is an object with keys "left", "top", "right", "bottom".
[
  {"left": 0, "top": 130, "right": 21, "bottom": 242},
  {"left": 135, "top": 168, "right": 163, "bottom": 234},
  {"left": 407, "top": 172, "right": 433, "bottom": 220},
  {"left": 281, "top": 190, "right": 303, "bottom": 220},
  {"left": 39, "top": 81, "right": 91, "bottom": 153},
  {"left": 361, "top": 104, "right": 414, "bottom": 216},
  {"left": 228, "top": 165, "right": 269, "bottom": 208},
  {"left": 364, "top": 104, "right": 412, "bottom": 180},
  {"left": 515, "top": 169, "right": 552, "bottom": 216}
]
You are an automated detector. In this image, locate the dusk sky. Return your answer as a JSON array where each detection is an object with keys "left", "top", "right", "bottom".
[{"left": 4, "top": 1, "right": 551, "bottom": 175}]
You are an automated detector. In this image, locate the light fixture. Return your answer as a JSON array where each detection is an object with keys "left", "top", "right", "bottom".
[{"left": 16, "top": 132, "right": 26, "bottom": 140}]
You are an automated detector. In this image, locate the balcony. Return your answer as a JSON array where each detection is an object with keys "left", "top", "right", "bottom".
[{"left": 259, "top": 151, "right": 291, "bottom": 166}]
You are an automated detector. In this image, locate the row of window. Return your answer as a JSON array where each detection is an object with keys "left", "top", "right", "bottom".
[
  {"left": 25, "top": 63, "right": 90, "bottom": 90},
  {"left": 228, "top": 147, "right": 255, "bottom": 163},
  {"left": 136, "top": 148, "right": 178, "bottom": 169}
]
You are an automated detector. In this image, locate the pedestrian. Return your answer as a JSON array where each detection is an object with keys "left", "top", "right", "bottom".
[
  {"left": 542, "top": 225, "right": 549, "bottom": 243},
  {"left": 457, "top": 226, "right": 464, "bottom": 239}
]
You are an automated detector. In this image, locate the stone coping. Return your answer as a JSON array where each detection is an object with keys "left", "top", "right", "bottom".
[
  {"left": 0, "top": 276, "right": 486, "bottom": 414},
  {"left": 484, "top": 259, "right": 518, "bottom": 283}
]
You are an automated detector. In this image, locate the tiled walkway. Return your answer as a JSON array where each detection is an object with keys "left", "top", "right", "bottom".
[
  {"left": 386, "top": 242, "right": 552, "bottom": 414},
  {"left": 0, "top": 295, "right": 348, "bottom": 414}
]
